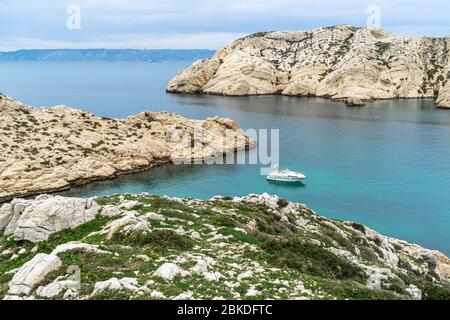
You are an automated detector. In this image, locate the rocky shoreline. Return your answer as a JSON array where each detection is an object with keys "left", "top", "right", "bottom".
[
  {"left": 167, "top": 25, "right": 450, "bottom": 108},
  {"left": 0, "top": 193, "right": 449, "bottom": 300},
  {"left": 0, "top": 93, "right": 254, "bottom": 203}
]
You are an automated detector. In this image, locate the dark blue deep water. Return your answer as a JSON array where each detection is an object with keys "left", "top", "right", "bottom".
[{"left": 1, "top": 61, "right": 449, "bottom": 255}]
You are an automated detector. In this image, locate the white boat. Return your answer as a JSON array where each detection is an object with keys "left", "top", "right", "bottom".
[{"left": 266, "top": 166, "right": 306, "bottom": 183}]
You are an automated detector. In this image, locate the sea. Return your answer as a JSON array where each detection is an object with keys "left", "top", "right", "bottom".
[{"left": 1, "top": 60, "right": 449, "bottom": 255}]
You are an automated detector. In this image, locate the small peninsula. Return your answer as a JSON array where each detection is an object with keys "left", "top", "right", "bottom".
[{"left": 0, "top": 93, "right": 253, "bottom": 202}]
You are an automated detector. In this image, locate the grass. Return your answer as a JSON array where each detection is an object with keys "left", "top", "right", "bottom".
[
  {"left": 218, "top": 227, "right": 264, "bottom": 247},
  {"left": 2, "top": 194, "right": 449, "bottom": 300},
  {"left": 110, "top": 229, "right": 194, "bottom": 251},
  {"left": 46, "top": 216, "right": 113, "bottom": 247},
  {"left": 58, "top": 250, "right": 138, "bottom": 296},
  {"left": 311, "top": 277, "right": 400, "bottom": 300}
]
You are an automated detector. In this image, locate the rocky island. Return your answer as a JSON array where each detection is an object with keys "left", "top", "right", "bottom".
[
  {"left": 167, "top": 25, "right": 450, "bottom": 108},
  {"left": 0, "top": 93, "right": 253, "bottom": 202},
  {"left": 0, "top": 193, "right": 449, "bottom": 300}
]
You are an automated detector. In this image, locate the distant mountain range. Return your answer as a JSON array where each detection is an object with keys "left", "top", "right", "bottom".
[{"left": 0, "top": 49, "right": 215, "bottom": 62}]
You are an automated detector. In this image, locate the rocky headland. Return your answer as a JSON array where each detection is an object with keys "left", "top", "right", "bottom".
[
  {"left": 0, "top": 93, "right": 253, "bottom": 202},
  {"left": 0, "top": 193, "right": 449, "bottom": 300},
  {"left": 167, "top": 25, "right": 450, "bottom": 108}
]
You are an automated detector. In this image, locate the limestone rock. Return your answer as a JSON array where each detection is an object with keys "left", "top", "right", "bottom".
[
  {"left": 190, "top": 259, "right": 222, "bottom": 281},
  {"left": 345, "top": 97, "right": 366, "bottom": 107},
  {"left": 100, "top": 205, "right": 122, "bottom": 217},
  {"left": 191, "top": 259, "right": 209, "bottom": 274},
  {"left": 0, "top": 195, "right": 98, "bottom": 242},
  {"left": 153, "top": 263, "right": 187, "bottom": 281},
  {"left": 167, "top": 25, "right": 449, "bottom": 107},
  {"left": 434, "top": 252, "right": 450, "bottom": 278},
  {"left": 91, "top": 278, "right": 140, "bottom": 296},
  {"left": 8, "top": 253, "right": 62, "bottom": 297},
  {"left": 144, "top": 212, "right": 166, "bottom": 221},
  {"left": 436, "top": 80, "right": 450, "bottom": 108},
  {"left": 0, "top": 95, "right": 253, "bottom": 202},
  {"left": 0, "top": 203, "right": 14, "bottom": 231},
  {"left": 405, "top": 285, "right": 422, "bottom": 300},
  {"left": 173, "top": 291, "right": 194, "bottom": 300},
  {"left": 51, "top": 242, "right": 111, "bottom": 256},
  {"left": 246, "top": 289, "right": 261, "bottom": 297},
  {"left": 36, "top": 280, "right": 79, "bottom": 299},
  {"left": 102, "top": 212, "right": 151, "bottom": 240},
  {"left": 63, "top": 288, "right": 79, "bottom": 300}
]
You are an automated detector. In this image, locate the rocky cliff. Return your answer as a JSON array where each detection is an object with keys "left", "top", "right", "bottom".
[
  {"left": 167, "top": 25, "right": 450, "bottom": 107},
  {"left": 0, "top": 93, "right": 253, "bottom": 202},
  {"left": 1, "top": 193, "right": 449, "bottom": 300}
]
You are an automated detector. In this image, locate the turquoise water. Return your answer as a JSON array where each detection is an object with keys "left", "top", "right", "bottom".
[{"left": 1, "top": 61, "right": 450, "bottom": 255}]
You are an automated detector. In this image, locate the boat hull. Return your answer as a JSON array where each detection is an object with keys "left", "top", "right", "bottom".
[{"left": 266, "top": 176, "right": 305, "bottom": 183}]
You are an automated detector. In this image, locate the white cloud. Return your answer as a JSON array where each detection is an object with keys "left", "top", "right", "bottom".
[{"left": 0, "top": 0, "right": 448, "bottom": 50}]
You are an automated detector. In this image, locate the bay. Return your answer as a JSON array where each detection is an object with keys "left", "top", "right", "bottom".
[{"left": 1, "top": 61, "right": 449, "bottom": 254}]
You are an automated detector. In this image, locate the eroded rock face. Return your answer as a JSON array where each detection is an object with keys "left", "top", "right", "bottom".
[
  {"left": 167, "top": 25, "right": 449, "bottom": 107},
  {"left": 437, "top": 80, "right": 450, "bottom": 108},
  {"left": 0, "top": 95, "right": 253, "bottom": 202},
  {"left": 0, "top": 195, "right": 98, "bottom": 242},
  {"left": 7, "top": 253, "right": 62, "bottom": 297}
]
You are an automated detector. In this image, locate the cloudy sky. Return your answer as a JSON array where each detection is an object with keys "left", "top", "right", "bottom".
[{"left": 0, "top": 0, "right": 448, "bottom": 51}]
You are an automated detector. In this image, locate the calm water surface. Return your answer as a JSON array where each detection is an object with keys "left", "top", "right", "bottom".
[{"left": 1, "top": 61, "right": 449, "bottom": 254}]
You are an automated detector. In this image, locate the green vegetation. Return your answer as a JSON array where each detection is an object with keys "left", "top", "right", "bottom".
[
  {"left": 262, "top": 240, "right": 366, "bottom": 281},
  {"left": 375, "top": 42, "right": 392, "bottom": 55},
  {"left": 110, "top": 229, "right": 194, "bottom": 251},
  {"left": 1, "top": 194, "right": 449, "bottom": 300}
]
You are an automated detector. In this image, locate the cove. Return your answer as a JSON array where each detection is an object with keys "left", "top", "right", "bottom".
[{"left": 1, "top": 61, "right": 449, "bottom": 255}]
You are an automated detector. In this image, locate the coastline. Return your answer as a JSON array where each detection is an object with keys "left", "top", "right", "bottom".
[
  {"left": 166, "top": 90, "right": 446, "bottom": 106},
  {"left": 166, "top": 25, "right": 450, "bottom": 108},
  {"left": 0, "top": 94, "right": 254, "bottom": 203}
]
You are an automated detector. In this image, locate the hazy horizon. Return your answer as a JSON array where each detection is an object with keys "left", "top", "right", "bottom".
[{"left": 0, "top": 0, "right": 448, "bottom": 51}]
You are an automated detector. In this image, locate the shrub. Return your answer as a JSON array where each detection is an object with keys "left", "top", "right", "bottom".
[
  {"left": 262, "top": 239, "right": 366, "bottom": 282},
  {"left": 351, "top": 223, "right": 366, "bottom": 233}
]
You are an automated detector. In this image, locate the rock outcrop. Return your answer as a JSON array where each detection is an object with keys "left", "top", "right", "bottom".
[
  {"left": 7, "top": 253, "right": 62, "bottom": 298},
  {"left": 0, "top": 195, "right": 98, "bottom": 242},
  {"left": 437, "top": 79, "right": 450, "bottom": 108},
  {"left": 35, "top": 280, "right": 79, "bottom": 299},
  {"left": 0, "top": 95, "right": 254, "bottom": 202},
  {"left": 167, "top": 25, "right": 450, "bottom": 107},
  {"left": 90, "top": 278, "right": 141, "bottom": 297},
  {"left": 1, "top": 193, "right": 449, "bottom": 300}
]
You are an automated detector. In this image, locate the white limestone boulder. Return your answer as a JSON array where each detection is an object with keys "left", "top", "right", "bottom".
[
  {"left": 36, "top": 280, "right": 79, "bottom": 299},
  {"left": 51, "top": 242, "right": 111, "bottom": 256},
  {"left": 7, "top": 253, "right": 62, "bottom": 297},
  {"left": 0, "top": 195, "right": 99, "bottom": 243},
  {"left": 102, "top": 211, "right": 151, "bottom": 240},
  {"left": 153, "top": 263, "right": 188, "bottom": 281},
  {"left": 91, "top": 277, "right": 140, "bottom": 297}
]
